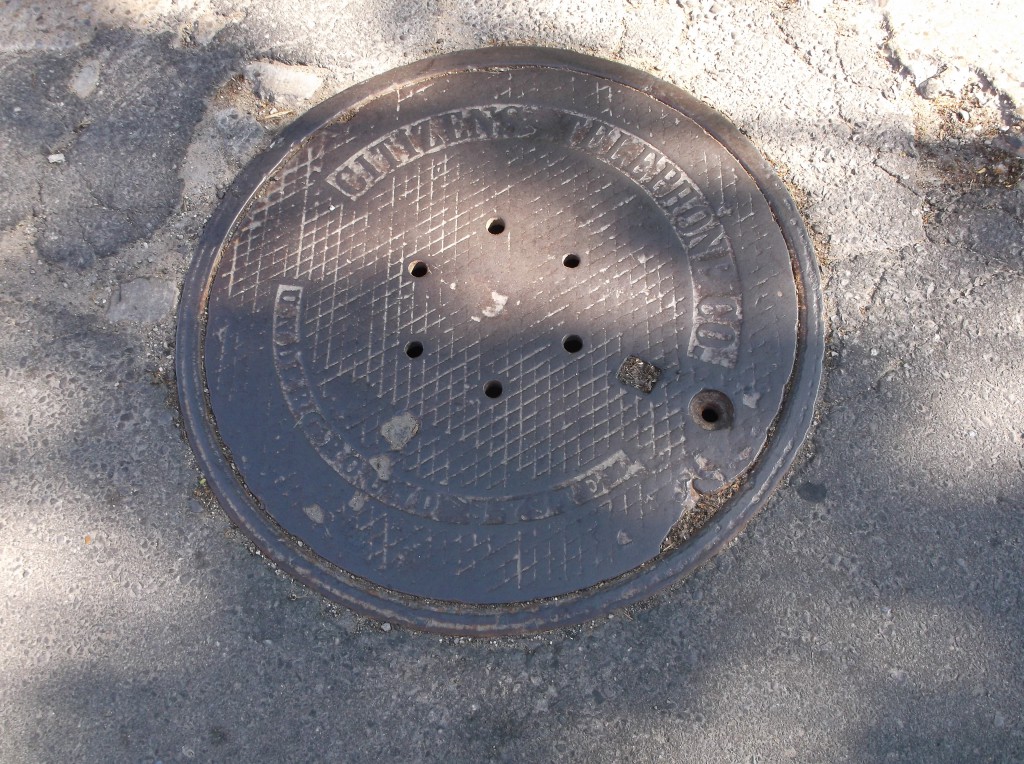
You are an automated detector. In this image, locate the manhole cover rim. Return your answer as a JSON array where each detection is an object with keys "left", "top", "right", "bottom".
[{"left": 176, "top": 46, "right": 824, "bottom": 636}]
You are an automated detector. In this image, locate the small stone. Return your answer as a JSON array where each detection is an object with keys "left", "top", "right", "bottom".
[
  {"left": 616, "top": 355, "right": 661, "bottom": 394},
  {"left": 70, "top": 60, "right": 101, "bottom": 99},
  {"left": 380, "top": 622, "right": 392, "bottom": 632},
  {"left": 47, "top": 153, "right": 65, "bottom": 164},
  {"left": 244, "top": 61, "right": 324, "bottom": 107},
  {"left": 918, "top": 77, "right": 941, "bottom": 100}
]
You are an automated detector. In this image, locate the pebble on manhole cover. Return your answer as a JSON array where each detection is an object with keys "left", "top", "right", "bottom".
[{"left": 176, "top": 48, "right": 823, "bottom": 635}]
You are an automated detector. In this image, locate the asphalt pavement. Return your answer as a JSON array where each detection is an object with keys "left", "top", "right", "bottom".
[{"left": 1, "top": 0, "right": 1022, "bottom": 761}]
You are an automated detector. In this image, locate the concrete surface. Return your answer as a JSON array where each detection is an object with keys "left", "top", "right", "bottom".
[{"left": 1, "top": 0, "right": 1022, "bottom": 761}]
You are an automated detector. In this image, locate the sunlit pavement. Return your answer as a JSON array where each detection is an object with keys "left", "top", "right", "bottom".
[{"left": 1, "top": 1, "right": 1022, "bottom": 761}]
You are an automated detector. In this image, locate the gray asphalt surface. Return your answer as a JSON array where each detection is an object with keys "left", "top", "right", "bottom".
[{"left": 1, "top": 1, "right": 1022, "bottom": 762}]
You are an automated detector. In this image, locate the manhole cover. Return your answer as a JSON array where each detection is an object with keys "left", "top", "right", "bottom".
[{"left": 176, "top": 48, "right": 823, "bottom": 635}]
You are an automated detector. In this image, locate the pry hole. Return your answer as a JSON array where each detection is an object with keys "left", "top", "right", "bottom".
[
  {"left": 689, "top": 390, "right": 734, "bottom": 430},
  {"left": 408, "top": 260, "right": 428, "bottom": 277},
  {"left": 562, "top": 253, "right": 581, "bottom": 268},
  {"left": 486, "top": 218, "right": 505, "bottom": 235},
  {"left": 484, "top": 380, "right": 503, "bottom": 398},
  {"left": 563, "top": 335, "right": 583, "bottom": 353},
  {"left": 405, "top": 341, "right": 424, "bottom": 358}
]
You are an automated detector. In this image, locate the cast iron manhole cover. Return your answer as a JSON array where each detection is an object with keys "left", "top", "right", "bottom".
[{"left": 177, "top": 48, "right": 823, "bottom": 635}]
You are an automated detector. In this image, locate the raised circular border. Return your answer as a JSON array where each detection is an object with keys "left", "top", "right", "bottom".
[{"left": 176, "top": 47, "right": 824, "bottom": 636}]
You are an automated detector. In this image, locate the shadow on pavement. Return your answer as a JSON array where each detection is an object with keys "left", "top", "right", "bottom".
[{"left": 1, "top": 5, "right": 1023, "bottom": 763}]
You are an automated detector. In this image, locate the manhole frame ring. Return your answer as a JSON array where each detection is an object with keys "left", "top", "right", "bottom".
[{"left": 175, "top": 46, "right": 824, "bottom": 636}]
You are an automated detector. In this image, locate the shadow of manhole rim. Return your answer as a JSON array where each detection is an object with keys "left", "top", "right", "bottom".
[{"left": 175, "top": 46, "right": 824, "bottom": 636}]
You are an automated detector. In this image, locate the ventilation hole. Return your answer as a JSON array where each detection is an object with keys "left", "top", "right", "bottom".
[
  {"left": 689, "top": 390, "right": 734, "bottom": 430},
  {"left": 408, "top": 260, "right": 428, "bottom": 277},
  {"left": 562, "top": 253, "right": 581, "bottom": 268},
  {"left": 562, "top": 335, "right": 583, "bottom": 353},
  {"left": 483, "top": 380, "right": 503, "bottom": 398},
  {"left": 486, "top": 217, "right": 505, "bottom": 235},
  {"left": 405, "top": 341, "right": 423, "bottom": 358}
]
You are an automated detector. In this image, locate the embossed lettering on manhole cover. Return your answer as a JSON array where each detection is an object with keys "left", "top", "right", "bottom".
[{"left": 176, "top": 48, "right": 823, "bottom": 635}]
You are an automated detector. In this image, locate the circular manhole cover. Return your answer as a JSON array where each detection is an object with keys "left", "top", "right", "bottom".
[{"left": 176, "top": 48, "right": 823, "bottom": 635}]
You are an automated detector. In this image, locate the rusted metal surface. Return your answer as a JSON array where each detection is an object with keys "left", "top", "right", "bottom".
[{"left": 176, "top": 47, "right": 824, "bottom": 635}]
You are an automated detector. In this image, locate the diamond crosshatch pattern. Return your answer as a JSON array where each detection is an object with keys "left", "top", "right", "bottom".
[
  {"left": 221, "top": 129, "right": 699, "bottom": 496},
  {"left": 301, "top": 142, "right": 693, "bottom": 495},
  {"left": 190, "top": 55, "right": 813, "bottom": 622}
]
